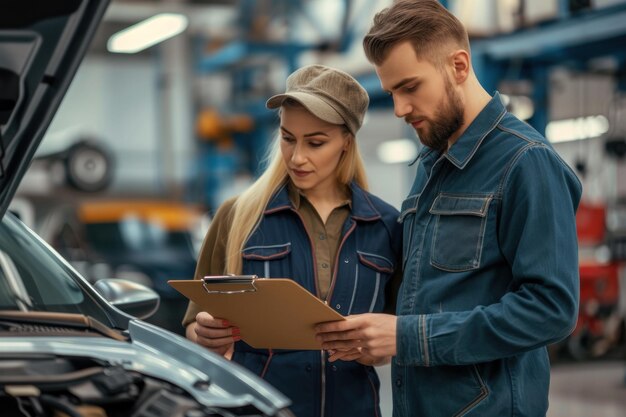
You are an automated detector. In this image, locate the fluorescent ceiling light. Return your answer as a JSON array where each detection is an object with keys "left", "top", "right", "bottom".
[
  {"left": 546, "top": 115, "right": 609, "bottom": 143},
  {"left": 108, "top": 13, "right": 189, "bottom": 54},
  {"left": 377, "top": 139, "right": 418, "bottom": 164}
]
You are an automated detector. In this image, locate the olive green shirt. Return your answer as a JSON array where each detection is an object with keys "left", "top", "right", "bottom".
[{"left": 288, "top": 184, "right": 351, "bottom": 301}]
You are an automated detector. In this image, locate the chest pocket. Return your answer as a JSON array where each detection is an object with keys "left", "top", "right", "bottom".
[
  {"left": 347, "top": 251, "right": 394, "bottom": 314},
  {"left": 241, "top": 243, "right": 291, "bottom": 278},
  {"left": 429, "top": 194, "right": 493, "bottom": 272}
]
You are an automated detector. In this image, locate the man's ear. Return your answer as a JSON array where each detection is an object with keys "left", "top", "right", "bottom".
[{"left": 449, "top": 49, "right": 470, "bottom": 84}]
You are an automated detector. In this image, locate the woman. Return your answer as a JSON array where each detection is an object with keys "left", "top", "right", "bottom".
[{"left": 183, "top": 64, "right": 402, "bottom": 417}]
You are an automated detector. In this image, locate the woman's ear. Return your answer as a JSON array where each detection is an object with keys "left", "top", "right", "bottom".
[{"left": 343, "top": 134, "right": 352, "bottom": 152}]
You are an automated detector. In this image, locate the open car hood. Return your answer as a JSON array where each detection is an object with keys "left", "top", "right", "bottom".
[{"left": 0, "top": 0, "right": 109, "bottom": 216}]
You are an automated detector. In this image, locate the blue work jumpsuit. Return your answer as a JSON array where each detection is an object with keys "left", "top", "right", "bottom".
[{"left": 235, "top": 182, "right": 402, "bottom": 417}]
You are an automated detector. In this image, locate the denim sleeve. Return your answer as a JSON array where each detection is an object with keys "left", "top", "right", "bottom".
[{"left": 400, "top": 145, "right": 582, "bottom": 367}]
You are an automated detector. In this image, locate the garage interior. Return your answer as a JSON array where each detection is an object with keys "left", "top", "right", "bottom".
[{"left": 7, "top": 1, "right": 626, "bottom": 416}]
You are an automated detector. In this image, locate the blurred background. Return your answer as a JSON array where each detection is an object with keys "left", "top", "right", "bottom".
[{"left": 8, "top": 0, "right": 626, "bottom": 415}]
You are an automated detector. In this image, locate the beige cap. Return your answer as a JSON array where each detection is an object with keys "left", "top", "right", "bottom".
[{"left": 266, "top": 64, "right": 369, "bottom": 135}]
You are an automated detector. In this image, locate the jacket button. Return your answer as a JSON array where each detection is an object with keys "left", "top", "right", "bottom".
[
  {"left": 331, "top": 365, "right": 337, "bottom": 371},
  {"left": 344, "top": 258, "right": 349, "bottom": 263},
  {"left": 335, "top": 304, "right": 341, "bottom": 310},
  {"left": 319, "top": 234, "right": 326, "bottom": 240},
  {"left": 321, "top": 263, "right": 328, "bottom": 268},
  {"left": 306, "top": 365, "right": 312, "bottom": 372},
  {"left": 396, "top": 378, "right": 402, "bottom": 387}
]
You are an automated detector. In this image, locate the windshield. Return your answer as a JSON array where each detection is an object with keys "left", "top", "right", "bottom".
[{"left": 0, "top": 213, "right": 114, "bottom": 326}]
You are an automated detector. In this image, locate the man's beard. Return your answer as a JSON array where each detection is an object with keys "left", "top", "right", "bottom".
[{"left": 417, "top": 78, "right": 464, "bottom": 152}]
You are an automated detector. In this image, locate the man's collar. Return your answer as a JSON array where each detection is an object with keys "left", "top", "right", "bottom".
[{"left": 444, "top": 91, "right": 507, "bottom": 169}]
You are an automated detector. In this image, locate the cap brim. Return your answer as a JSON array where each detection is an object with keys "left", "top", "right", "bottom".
[{"left": 266, "top": 92, "right": 344, "bottom": 125}]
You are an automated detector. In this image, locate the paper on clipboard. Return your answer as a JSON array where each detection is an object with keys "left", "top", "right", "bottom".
[{"left": 168, "top": 275, "right": 345, "bottom": 350}]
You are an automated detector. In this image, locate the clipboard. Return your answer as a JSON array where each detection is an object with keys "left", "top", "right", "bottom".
[{"left": 168, "top": 275, "right": 345, "bottom": 350}]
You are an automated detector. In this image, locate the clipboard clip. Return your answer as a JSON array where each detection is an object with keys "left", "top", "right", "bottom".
[{"left": 202, "top": 274, "right": 259, "bottom": 294}]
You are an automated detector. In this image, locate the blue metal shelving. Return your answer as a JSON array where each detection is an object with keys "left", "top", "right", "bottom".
[
  {"left": 472, "top": 1, "right": 626, "bottom": 134},
  {"left": 364, "top": 1, "right": 626, "bottom": 134}
]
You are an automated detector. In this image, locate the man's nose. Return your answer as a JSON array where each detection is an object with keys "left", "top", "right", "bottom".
[{"left": 393, "top": 96, "right": 411, "bottom": 119}]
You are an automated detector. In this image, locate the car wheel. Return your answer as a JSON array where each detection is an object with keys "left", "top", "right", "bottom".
[{"left": 64, "top": 141, "right": 113, "bottom": 192}]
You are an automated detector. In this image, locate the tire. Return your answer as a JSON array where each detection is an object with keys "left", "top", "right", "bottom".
[
  {"left": 64, "top": 141, "right": 113, "bottom": 192},
  {"left": 566, "top": 327, "right": 592, "bottom": 361}
]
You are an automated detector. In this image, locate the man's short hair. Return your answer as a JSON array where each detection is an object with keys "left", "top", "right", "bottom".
[{"left": 363, "top": 0, "right": 470, "bottom": 66}]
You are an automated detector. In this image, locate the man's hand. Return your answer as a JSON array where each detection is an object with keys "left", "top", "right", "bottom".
[
  {"left": 186, "top": 312, "right": 239, "bottom": 358},
  {"left": 316, "top": 313, "right": 397, "bottom": 360},
  {"left": 326, "top": 347, "right": 391, "bottom": 366}
]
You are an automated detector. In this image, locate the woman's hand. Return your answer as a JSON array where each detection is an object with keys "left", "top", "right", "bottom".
[{"left": 186, "top": 311, "right": 240, "bottom": 358}]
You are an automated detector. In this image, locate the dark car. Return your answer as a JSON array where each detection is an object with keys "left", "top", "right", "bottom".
[
  {"left": 0, "top": 2, "right": 293, "bottom": 416},
  {"left": 40, "top": 199, "right": 207, "bottom": 335}
]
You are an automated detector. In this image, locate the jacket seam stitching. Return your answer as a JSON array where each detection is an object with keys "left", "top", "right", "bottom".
[
  {"left": 496, "top": 142, "right": 542, "bottom": 196},
  {"left": 357, "top": 251, "right": 394, "bottom": 269},
  {"left": 498, "top": 128, "right": 582, "bottom": 188},
  {"left": 421, "top": 314, "right": 429, "bottom": 366},
  {"left": 242, "top": 249, "right": 290, "bottom": 261},
  {"left": 497, "top": 124, "right": 539, "bottom": 144},
  {"left": 244, "top": 242, "right": 292, "bottom": 250}
]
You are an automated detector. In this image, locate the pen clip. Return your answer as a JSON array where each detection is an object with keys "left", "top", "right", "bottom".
[{"left": 201, "top": 275, "right": 259, "bottom": 294}]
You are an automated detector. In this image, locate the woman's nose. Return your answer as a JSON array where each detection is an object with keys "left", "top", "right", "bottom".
[{"left": 291, "top": 144, "right": 307, "bottom": 164}]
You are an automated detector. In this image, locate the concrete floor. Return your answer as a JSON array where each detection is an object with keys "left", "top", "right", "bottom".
[
  {"left": 376, "top": 361, "right": 626, "bottom": 417},
  {"left": 548, "top": 361, "right": 626, "bottom": 417}
]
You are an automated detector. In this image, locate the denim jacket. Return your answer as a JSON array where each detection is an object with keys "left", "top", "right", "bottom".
[
  {"left": 234, "top": 181, "right": 402, "bottom": 417},
  {"left": 394, "top": 93, "right": 582, "bottom": 417}
]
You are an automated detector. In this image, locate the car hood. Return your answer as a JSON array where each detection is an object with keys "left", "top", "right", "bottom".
[
  {"left": 0, "top": 0, "right": 109, "bottom": 216},
  {"left": 0, "top": 318, "right": 290, "bottom": 414}
]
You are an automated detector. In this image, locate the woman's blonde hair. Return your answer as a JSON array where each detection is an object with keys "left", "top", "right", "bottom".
[{"left": 224, "top": 100, "right": 368, "bottom": 274}]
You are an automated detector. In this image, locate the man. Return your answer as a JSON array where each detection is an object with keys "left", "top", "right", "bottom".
[{"left": 315, "top": 1, "right": 582, "bottom": 416}]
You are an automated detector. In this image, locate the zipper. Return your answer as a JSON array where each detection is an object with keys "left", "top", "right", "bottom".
[
  {"left": 319, "top": 220, "right": 356, "bottom": 417},
  {"left": 290, "top": 208, "right": 326, "bottom": 416},
  {"left": 325, "top": 220, "right": 356, "bottom": 303},
  {"left": 290, "top": 208, "right": 320, "bottom": 297},
  {"left": 324, "top": 218, "right": 356, "bottom": 417},
  {"left": 260, "top": 349, "right": 274, "bottom": 378},
  {"left": 290, "top": 210, "right": 356, "bottom": 417},
  {"left": 315, "top": 220, "right": 356, "bottom": 417},
  {"left": 366, "top": 370, "right": 380, "bottom": 417},
  {"left": 320, "top": 350, "right": 326, "bottom": 417}
]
